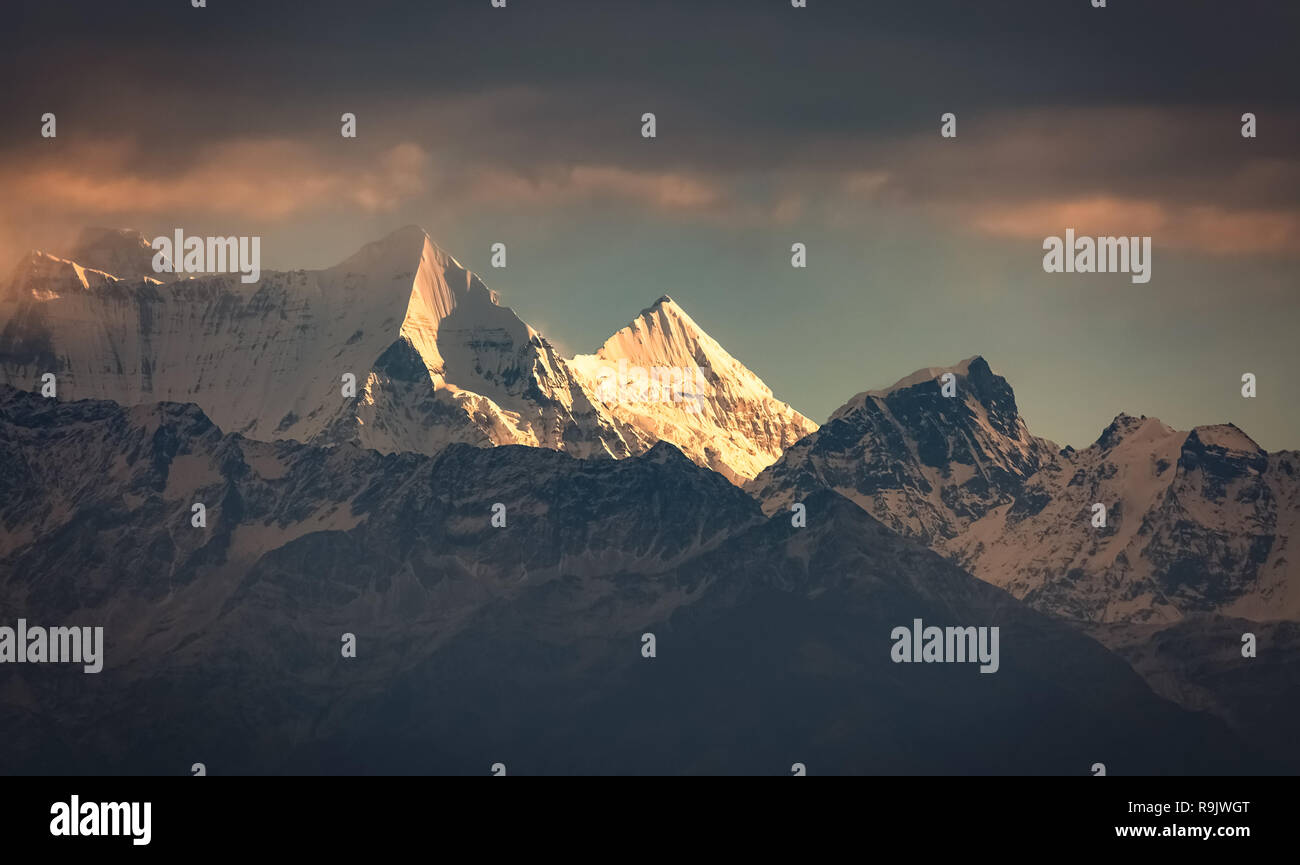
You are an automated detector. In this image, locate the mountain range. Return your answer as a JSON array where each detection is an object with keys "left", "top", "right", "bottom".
[
  {"left": 0, "top": 386, "right": 1261, "bottom": 773},
  {"left": 750, "top": 355, "right": 1300, "bottom": 628},
  {"left": 0, "top": 226, "right": 814, "bottom": 485},
  {"left": 748, "top": 355, "right": 1300, "bottom": 763},
  {"left": 0, "top": 226, "right": 1295, "bottom": 773}
]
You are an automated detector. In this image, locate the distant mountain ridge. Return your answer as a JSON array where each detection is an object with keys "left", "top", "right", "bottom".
[{"left": 750, "top": 355, "right": 1300, "bottom": 626}]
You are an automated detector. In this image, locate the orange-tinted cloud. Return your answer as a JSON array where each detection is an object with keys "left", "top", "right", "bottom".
[
  {"left": 0, "top": 133, "right": 728, "bottom": 237},
  {"left": 955, "top": 196, "right": 1300, "bottom": 255},
  {"left": 833, "top": 108, "right": 1300, "bottom": 256},
  {"left": 3, "top": 103, "right": 1298, "bottom": 263},
  {"left": 1, "top": 139, "right": 428, "bottom": 220}
]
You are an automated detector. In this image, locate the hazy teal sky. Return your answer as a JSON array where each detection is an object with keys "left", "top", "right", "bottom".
[
  {"left": 2, "top": 0, "right": 1296, "bottom": 450},
  {"left": 413, "top": 204, "right": 1298, "bottom": 452}
]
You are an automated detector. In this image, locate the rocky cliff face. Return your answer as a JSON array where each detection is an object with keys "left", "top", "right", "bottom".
[
  {"left": 751, "top": 357, "right": 1299, "bottom": 627},
  {"left": 748, "top": 356, "right": 1053, "bottom": 544}
]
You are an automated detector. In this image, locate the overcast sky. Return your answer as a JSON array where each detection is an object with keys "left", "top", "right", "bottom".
[{"left": 2, "top": 0, "right": 1297, "bottom": 448}]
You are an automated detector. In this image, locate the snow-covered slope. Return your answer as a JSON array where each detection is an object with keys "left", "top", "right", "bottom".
[
  {"left": 570, "top": 296, "right": 817, "bottom": 483},
  {"left": 946, "top": 415, "right": 1300, "bottom": 624},
  {"left": 0, "top": 226, "right": 809, "bottom": 481},
  {"left": 0, "top": 226, "right": 638, "bottom": 457}
]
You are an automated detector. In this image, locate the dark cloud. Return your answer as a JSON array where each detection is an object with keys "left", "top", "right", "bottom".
[
  {"left": 2, "top": 1, "right": 1297, "bottom": 258},
  {"left": 3, "top": 0, "right": 1296, "bottom": 146}
]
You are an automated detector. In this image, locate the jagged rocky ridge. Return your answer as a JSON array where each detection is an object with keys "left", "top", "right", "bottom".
[
  {"left": 749, "top": 356, "right": 1300, "bottom": 627},
  {"left": 750, "top": 357, "right": 1053, "bottom": 546},
  {"left": 0, "top": 387, "right": 1261, "bottom": 774}
]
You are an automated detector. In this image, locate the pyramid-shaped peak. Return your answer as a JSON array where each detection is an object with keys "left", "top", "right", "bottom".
[
  {"left": 333, "top": 225, "right": 472, "bottom": 275},
  {"left": 568, "top": 291, "right": 817, "bottom": 484},
  {"left": 597, "top": 295, "right": 717, "bottom": 362}
]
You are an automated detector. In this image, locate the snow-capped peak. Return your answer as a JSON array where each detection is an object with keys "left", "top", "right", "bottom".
[
  {"left": 570, "top": 296, "right": 816, "bottom": 483},
  {"left": 338, "top": 224, "right": 468, "bottom": 279},
  {"left": 578, "top": 295, "right": 765, "bottom": 396},
  {"left": 0, "top": 226, "right": 818, "bottom": 484}
]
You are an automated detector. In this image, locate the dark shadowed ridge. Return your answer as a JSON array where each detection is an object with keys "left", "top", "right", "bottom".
[{"left": 0, "top": 387, "right": 1268, "bottom": 774}]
